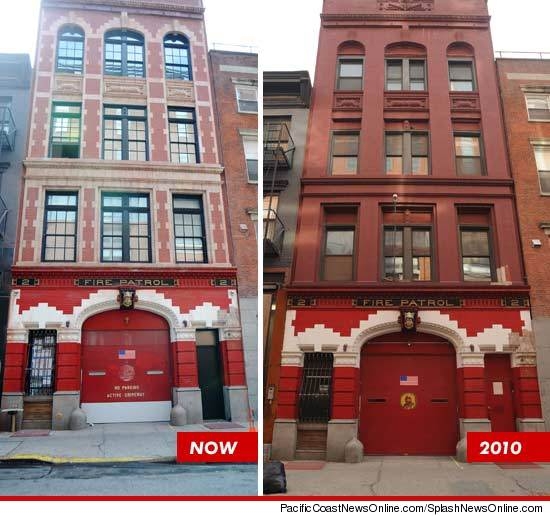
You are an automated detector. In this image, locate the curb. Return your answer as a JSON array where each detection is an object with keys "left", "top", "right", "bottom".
[{"left": 0, "top": 454, "right": 176, "bottom": 465}]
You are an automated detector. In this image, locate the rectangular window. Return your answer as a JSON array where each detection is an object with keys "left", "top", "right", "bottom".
[
  {"left": 533, "top": 146, "right": 550, "bottom": 193},
  {"left": 172, "top": 195, "right": 207, "bottom": 263},
  {"left": 322, "top": 207, "right": 357, "bottom": 281},
  {"left": 50, "top": 103, "right": 81, "bottom": 158},
  {"left": 526, "top": 94, "right": 550, "bottom": 121},
  {"left": 384, "top": 227, "right": 432, "bottom": 281},
  {"left": 103, "top": 105, "right": 147, "bottom": 161},
  {"left": 330, "top": 133, "right": 359, "bottom": 175},
  {"left": 235, "top": 85, "right": 258, "bottom": 113},
  {"left": 449, "top": 61, "right": 475, "bottom": 92},
  {"left": 242, "top": 135, "right": 258, "bottom": 182},
  {"left": 25, "top": 330, "right": 56, "bottom": 396},
  {"left": 263, "top": 194, "right": 279, "bottom": 241},
  {"left": 168, "top": 108, "right": 199, "bottom": 164},
  {"left": 42, "top": 192, "right": 78, "bottom": 262},
  {"left": 460, "top": 228, "right": 492, "bottom": 282},
  {"left": 455, "top": 134, "right": 483, "bottom": 176},
  {"left": 386, "top": 132, "right": 429, "bottom": 175},
  {"left": 298, "top": 352, "right": 334, "bottom": 423},
  {"left": 101, "top": 193, "right": 150, "bottom": 262},
  {"left": 337, "top": 58, "right": 363, "bottom": 90},
  {"left": 386, "top": 59, "right": 426, "bottom": 91}
]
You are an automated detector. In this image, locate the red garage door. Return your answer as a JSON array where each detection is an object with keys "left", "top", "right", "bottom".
[
  {"left": 81, "top": 310, "right": 172, "bottom": 423},
  {"left": 359, "top": 332, "right": 458, "bottom": 455}
]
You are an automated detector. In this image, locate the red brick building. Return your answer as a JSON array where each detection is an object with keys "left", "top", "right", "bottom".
[
  {"left": 0, "top": 0, "right": 249, "bottom": 430},
  {"left": 497, "top": 57, "right": 550, "bottom": 431},
  {"left": 270, "top": 0, "right": 544, "bottom": 462},
  {"left": 209, "top": 49, "right": 258, "bottom": 416}
]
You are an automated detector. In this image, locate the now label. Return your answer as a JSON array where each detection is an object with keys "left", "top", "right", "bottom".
[{"left": 177, "top": 431, "right": 258, "bottom": 463}]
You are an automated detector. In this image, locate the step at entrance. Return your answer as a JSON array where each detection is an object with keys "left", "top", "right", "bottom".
[
  {"left": 22, "top": 399, "right": 52, "bottom": 430},
  {"left": 296, "top": 423, "right": 327, "bottom": 460}
]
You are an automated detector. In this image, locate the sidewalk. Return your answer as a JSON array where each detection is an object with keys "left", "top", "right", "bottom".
[
  {"left": 0, "top": 421, "right": 252, "bottom": 464},
  {"left": 276, "top": 457, "right": 550, "bottom": 497}
]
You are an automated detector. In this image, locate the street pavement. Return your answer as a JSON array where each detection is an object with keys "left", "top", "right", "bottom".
[
  {"left": 0, "top": 462, "right": 257, "bottom": 496},
  {"left": 275, "top": 457, "right": 550, "bottom": 497},
  {"left": 0, "top": 421, "right": 254, "bottom": 463}
]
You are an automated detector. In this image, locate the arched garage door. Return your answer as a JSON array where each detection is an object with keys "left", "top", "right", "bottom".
[
  {"left": 359, "top": 332, "right": 458, "bottom": 455},
  {"left": 81, "top": 310, "right": 172, "bottom": 423}
]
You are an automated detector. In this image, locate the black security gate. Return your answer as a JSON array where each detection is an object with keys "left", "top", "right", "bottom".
[
  {"left": 25, "top": 330, "right": 57, "bottom": 396},
  {"left": 298, "top": 352, "right": 334, "bottom": 423},
  {"left": 196, "top": 330, "right": 226, "bottom": 420}
]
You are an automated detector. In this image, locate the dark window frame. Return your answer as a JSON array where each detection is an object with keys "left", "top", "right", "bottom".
[
  {"left": 448, "top": 59, "right": 476, "bottom": 92},
  {"left": 100, "top": 192, "right": 152, "bottom": 263},
  {"left": 104, "top": 29, "right": 145, "bottom": 78},
  {"left": 168, "top": 107, "right": 199, "bottom": 164},
  {"left": 385, "top": 58, "right": 426, "bottom": 91},
  {"left": 321, "top": 224, "right": 356, "bottom": 281},
  {"left": 383, "top": 224, "right": 434, "bottom": 282},
  {"left": 454, "top": 132, "right": 485, "bottom": 176},
  {"left": 164, "top": 33, "right": 192, "bottom": 81},
  {"left": 459, "top": 225, "right": 495, "bottom": 282},
  {"left": 41, "top": 191, "right": 78, "bottom": 263},
  {"left": 298, "top": 352, "right": 334, "bottom": 423},
  {"left": 172, "top": 194, "right": 208, "bottom": 264},
  {"left": 56, "top": 25, "right": 85, "bottom": 75},
  {"left": 25, "top": 330, "right": 57, "bottom": 397},
  {"left": 336, "top": 57, "right": 364, "bottom": 91},
  {"left": 385, "top": 131, "right": 430, "bottom": 176},
  {"left": 329, "top": 131, "right": 359, "bottom": 176},
  {"left": 103, "top": 105, "right": 148, "bottom": 161},
  {"left": 49, "top": 102, "right": 82, "bottom": 159}
]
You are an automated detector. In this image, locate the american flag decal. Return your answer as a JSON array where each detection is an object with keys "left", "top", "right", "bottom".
[
  {"left": 400, "top": 375, "right": 418, "bottom": 386},
  {"left": 118, "top": 349, "right": 136, "bottom": 360}
]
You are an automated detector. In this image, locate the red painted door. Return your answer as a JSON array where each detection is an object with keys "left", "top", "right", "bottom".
[
  {"left": 81, "top": 310, "right": 172, "bottom": 422},
  {"left": 484, "top": 354, "right": 516, "bottom": 432},
  {"left": 359, "top": 333, "right": 458, "bottom": 455}
]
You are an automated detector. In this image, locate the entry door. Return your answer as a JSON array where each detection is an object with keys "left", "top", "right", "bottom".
[
  {"left": 81, "top": 310, "right": 172, "bottom": 423},
  {"left": 360, "top": 333, "right": 458, "bottom": 455},
  {"left": 196, "top": 330, "right": 226, "bottom": 420},
  {"left": 484, "top": 354, "right": 516, "bottom": 432}
]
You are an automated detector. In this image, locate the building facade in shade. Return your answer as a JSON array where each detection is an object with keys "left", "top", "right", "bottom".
[
  {"left": 497, "top": 57, "right": 550, "bottom": 431},
  {"left": 0, "top": 54, "right": 32, "bottom": 399},
  {"left": 262, "top": 71, "right": 311, "bottom": 450},
  {"left": 209, "top": 49, "right": 258, "bottom": 417},
  {"left": 0, "top": 0, "right": 249, "bottom": 431},
  {"left": 270, "top": 0, "right": 545, "bottom": 462}
]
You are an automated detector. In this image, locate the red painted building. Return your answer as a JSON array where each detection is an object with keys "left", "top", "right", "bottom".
[
  {"left": 497, "top": 56, "right": 550, "bottom": 431},
  {"left": 270, "top": 0, "right": 544, "bottom": 462},
  {"left": 0, "top": 0, "right": 249, "bottom": 430}
]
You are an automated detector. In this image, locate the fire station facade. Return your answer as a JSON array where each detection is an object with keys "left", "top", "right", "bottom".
[
  {"left": 270, "top": 0, "right": 545, "bottom": 461},
  {"left": 0, "top": 0, "right": 249, "bottom": 430}
]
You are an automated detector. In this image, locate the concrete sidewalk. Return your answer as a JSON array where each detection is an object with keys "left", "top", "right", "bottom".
[
  {"left": 0, "top": 421, "right": 253, "bottom": 463},
  {"left": 277, "top": 457, "right": 550, "bottom": 497}
]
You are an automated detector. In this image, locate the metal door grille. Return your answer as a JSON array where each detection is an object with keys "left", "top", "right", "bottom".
[
  {"left": 298, "top": 352, "right": 334, "bottom": 423},
  {"left": 25, "top": 330, "right": 57, "bottom": 396}
]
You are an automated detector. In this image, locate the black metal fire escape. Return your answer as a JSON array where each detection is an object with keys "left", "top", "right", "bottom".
[
  {"left": 0, "top": 106, "right": 15, "bottom": 241},
  {"left": 263, "top": 121, "right": 295, "bottom": 256}
]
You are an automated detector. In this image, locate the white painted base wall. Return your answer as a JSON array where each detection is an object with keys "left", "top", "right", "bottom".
[{"left": 82, "top": 401, "right": 172, "bottom": 423}]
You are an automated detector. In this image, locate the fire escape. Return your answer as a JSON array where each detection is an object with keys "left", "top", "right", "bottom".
[
  {"left": 0, "top": 105, "right": 14, "bottom": 241},
  {"left": 263, "top": 121, "right": 295, "bottom": 256}
]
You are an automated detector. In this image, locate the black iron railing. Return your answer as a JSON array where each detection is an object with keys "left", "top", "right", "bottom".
[
  {"left": 25, "top": 330, "right": 57, "bottom": 396},
  {"left": 298, "top": 352, "right": 334, "bottom": 423},
  {"left": 263, "top": 122, "right": 295, "bottom": 171},
  {"left": 0, "top": 107, "right": 16, "bottom": 152}
]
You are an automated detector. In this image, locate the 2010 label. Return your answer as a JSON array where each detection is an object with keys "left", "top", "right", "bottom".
[{"left": 479, "top": 440, "right": 522, "bottom": 456}]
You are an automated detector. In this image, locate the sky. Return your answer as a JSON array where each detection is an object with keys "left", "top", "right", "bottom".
[{"left": 0, "top": 0, "right": 549, "bottom": 83}]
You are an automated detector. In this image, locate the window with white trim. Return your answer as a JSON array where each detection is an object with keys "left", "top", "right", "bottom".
[
  {"left": 242, "top": 134, "right": 258, "bottom": 182},
  {"left": 235, "top": 85, "right": 257, "bottom": 113},
  {"left": 534, "top": 145, "right": 550, "bottom": 193},
  {"left": 525, "top": 94, "right": 550, "bottom": 121}
]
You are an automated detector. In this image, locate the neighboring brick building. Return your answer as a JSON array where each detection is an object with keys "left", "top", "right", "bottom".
[
  {"left": 0, "top": 0, "right": 249, "bottom": 431},
  {"left": 262, "top": 70, "right": 311, "bottom": 449},
  {"left": 209, "top": 49, "right": 258, "bottom": 416},
  {"left": 0, "top": 54, "right": 32, "bottom": 399},
  {"left": 270, "top": 0, "right": 544, "bottom": 462},
  {"left": 497, "top": 57, "right": 550, "bottom": 431}
]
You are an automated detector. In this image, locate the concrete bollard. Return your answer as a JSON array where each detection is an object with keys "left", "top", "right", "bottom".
[
  {"left": 456, "top": 437, "right": 467, "bottom": 463},
  {"left": 170, "top": 404, "right": 187, "bottom": 426},
  {"left": 344, "top": 437, "right": 364, "bottom": 463},
  {"left": 69, "top": 408, "right": 88, "bottom": 430}
]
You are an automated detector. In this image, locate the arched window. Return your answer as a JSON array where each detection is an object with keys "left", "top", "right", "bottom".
[
  {"left": 385, "top": 42, "right": 427, "bottom": 91},
  {"left": 336, "top": 41, "right": 365, "bottom": 91},
  {"left": 164, "top": 33, "right": 192, "bottom": 80},
  {"left": 104, "top": 30, "right": 145, "bottom": 78},
  {"left": 56, "top": 25, "right": 84, "bottom": 74},
  {"left": 447, "top": 42, "right": 476, "bottom": 92}
]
